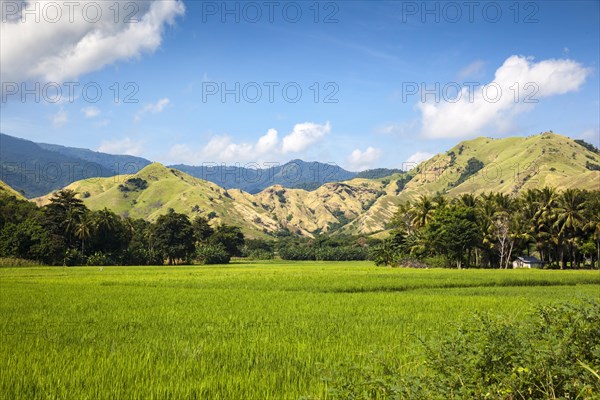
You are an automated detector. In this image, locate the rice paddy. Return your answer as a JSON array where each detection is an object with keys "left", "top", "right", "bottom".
[{"left": 1, "top": 261, "right": 598, "bottom": 399}]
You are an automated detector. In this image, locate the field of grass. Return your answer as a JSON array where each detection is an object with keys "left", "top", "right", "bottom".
[{"left": 1, "top": 261, "right": 599, "bottom": 399}]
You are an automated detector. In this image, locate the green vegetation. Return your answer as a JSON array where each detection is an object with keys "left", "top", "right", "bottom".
[
  {"left": 0, "top": 263, "right": 598, "bottom": 399},
  {"left": 450, "top": 157, "right": 485, "bottom": 187},
  {"left": 322, "top": 299, "right": 600, "bottom": 399},
  {"left": 117, "top": 177, "right": 149, "bottom": 192},
  {"left": 347, "top": 132, "right": 600, "bottom": 236},
  {"left": 356, "top": 168, "right": 404, "bottom": 180},
  {"left": 0, "top": 189, "right": 245, "bottom": 266},
  {"left": 377, "top": 187, "right": 600, "bottom": 269},
  {"left": 575, "top": 138, "right": 600, "bottom": 154}
]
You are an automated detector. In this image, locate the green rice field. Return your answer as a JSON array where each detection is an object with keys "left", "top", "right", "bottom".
[{"left": 1, "top": 261, "right": 599, "bottom": 399}]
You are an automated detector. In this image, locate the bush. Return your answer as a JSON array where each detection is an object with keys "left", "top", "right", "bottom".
[
  {"left": 315, "top": 246, "right": 368, "bottom": 261},
  {"left": 316, "top": 300, "right": 600, "bottom": 399},
  {"left": 247, "top": 249, "right": 274, "bottom": 260},
  {"left": 278, "top": 246, "right": 316, "bottom": 261},
  {"left": 196, "top": 244, "right": 230, "bottom": 265},
  {"left": 422, "top": 255, "right": 449, "bottom": 268},
  {"left": 86, "top": 252, "right": 116, "bottom": 266}
]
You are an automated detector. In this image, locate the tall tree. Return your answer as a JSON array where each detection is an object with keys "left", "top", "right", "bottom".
[
  {"left": 554, "top": 189, "right": 586, "bottom": 269},
  {"left": 152, "top": 209, "right": 195, "bottom": 265}
]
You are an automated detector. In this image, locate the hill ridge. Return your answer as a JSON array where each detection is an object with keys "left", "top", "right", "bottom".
[{"left": 32, "top": 132, "right": 600, "bottom": 237}]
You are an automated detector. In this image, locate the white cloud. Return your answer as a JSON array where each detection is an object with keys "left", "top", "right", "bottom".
[
  {"left": 255, "top": 129, "right": 280, "bottom": 154},
  {"left": 168, "top": 129, "right": 281, "bottom": 164},
  {"left": 457, "top": 60, "right": 486, "bottom": 79},
  {"left": 52, "top": 108, "right": 68, "bottom": 128},
  {"left": 405, "top": 151, "right": 435, "bottom": 166},
  {"left": 1, "top": 1, "right": 185, "bottom": 83},
  {"left": 166, "top": 122, "right": 331, "bottom": 164},
  {"left": 98, "top": 137, "right": 144, "bottom": 156},
  {"left": 81, "top": 106, "right": 100, "bottom": 118},
  {"left": 418, "top": 55, "right": 591, "bottom": 139},
  {"left": 346, "top": 147, "right": 382, "bottom": 171},
  {"left": 134, "top": 98, "right": 170, "bottom": 122},
  {"left": 281, "top": 121, "right": 331, "bottom": 153}
]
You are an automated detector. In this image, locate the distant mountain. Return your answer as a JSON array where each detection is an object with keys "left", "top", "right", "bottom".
[
  {"left": 36, "top": 142, "right": 151, "bottom": 175},
  {"left": 169, "top": 159, "right": 358, "bottom": 194},
  {"left": 0, "top": 133, "right": 151, "bottom": 198},
  {"left": 1, "top": 133, "right": 398, "bottom": 197},
  {"left": 20, "top": 132, "right": 600, "bottom": 238}
]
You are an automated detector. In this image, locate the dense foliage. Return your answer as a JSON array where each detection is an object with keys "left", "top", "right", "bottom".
[
  {"left": 320, "top": 300, "right": 600, "bottom": 399},
  {"left": 277, "top": 235, "right": 373, "bottom": 261},
  {"left": 376, "top": 188, "right": 600, "bottom": 269},
  {"left": 0, "top": 190, "right": 244, "bottom": 265}
]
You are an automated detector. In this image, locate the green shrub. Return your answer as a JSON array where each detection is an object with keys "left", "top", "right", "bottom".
[
  {"left": 196, "top": 244, "right": 230, "bottom": 265},
  {"left": 247, "top": 249, "right": 274, "bottom": 260},
  {"left": 318, "top": 300, "right": 600, "bottom": 399},
  {"left": 86, "top": 252, "right": 115, "bottom": 266},
  {"left": 422, "top": 255, "right": 449, "bottom": 268}
]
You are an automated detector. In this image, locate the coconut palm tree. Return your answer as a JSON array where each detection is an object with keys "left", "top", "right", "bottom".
[
  {"left": 411, "top": 195, "right": 436, "bottom": 228},
  {"left": 554, "top": 189, "right": 586, "bottom": 268},
  {"left": 534, "top": 187, "right": 559, "bottom": 265},
  {"left": 74, "top": 215, "right": 93, "bottom": 254}
]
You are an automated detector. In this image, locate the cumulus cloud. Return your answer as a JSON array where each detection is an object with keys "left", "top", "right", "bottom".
[
  {"left": 134, "top": 98, "right": 170, "bottom": 122},
  {"left": 418, "top": 55, "right": 591, "bottom": 139},
  {"left": 81, "top": 106, "right": 100, "bottom": 118},
  {"left": 166, "top": 122, "right": 331, "bottom": 164},
  {"left": 52, "top": 108, "right": 68, "bottom": 128},
  {"left": 168, "top": 129, "right": 279, "bottom": 164},
  {"left": 346, "top": 147, "right": 382, "bottom": 171},
  {"left": 0, "top": 1, "right": 185, "bottom": 83},
  {"left": 281, "top": 121, "right": 331, "bottom": 153},
  {"left": 98, "top": 137, "right": 144, "bottom": 156}
]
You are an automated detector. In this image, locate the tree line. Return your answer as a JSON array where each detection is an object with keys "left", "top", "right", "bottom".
[
  {"left": 0, "top": 190, "right": 245, "bottom": 266},
  {"left": 372, "top": 188, "right": 600, "bottom": 269},
  {"left": 2, "top": 187, "right": 598, "bottom": 268}
]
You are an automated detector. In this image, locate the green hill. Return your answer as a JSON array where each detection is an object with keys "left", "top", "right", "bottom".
[
  {"left": 35, "top": 133, "right": 599, "bottom": 237},
  {"left": 35, "top": 163, "right": 388, "bottom": 238},
  {"left": 342, "top": 132, "right": 600, "bottom": 235},
  {"left": 0, "top": 179, "right": 25, "bottom": 200}
]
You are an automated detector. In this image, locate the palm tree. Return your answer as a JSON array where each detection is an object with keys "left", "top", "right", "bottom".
[
  {"left": 476, "top": 194, "right": 498, "bottom": 267},
  {"left": 75, "top": 215, "right": 93, "bottom": 254},
  {"left": 534, "top": 187, "right": 558, "bottom": 265},
  {"left": 456, "top": 193, "right": 477, "bottom": 208},
  {"left": 411, "top": 195, "right": 436, "bottom": 228},
  {"left": 554, "top": 189, "right": 586, "bottom": 269}
]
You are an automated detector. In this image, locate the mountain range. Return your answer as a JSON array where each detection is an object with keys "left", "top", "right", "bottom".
[
  {"left": 1, "top": 133, "right": 402, "bottom": 198},
  {"left": 21, "top": 131, "right": 600, "bottom": 238}
]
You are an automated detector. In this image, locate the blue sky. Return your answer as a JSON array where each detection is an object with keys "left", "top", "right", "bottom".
[{"left": 1, "top": 0, "right": 599, "bottom": 171}]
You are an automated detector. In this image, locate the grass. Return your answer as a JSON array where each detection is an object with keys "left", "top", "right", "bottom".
[{"left": 1, "top": 261, "right": 599, "bottom": 399}]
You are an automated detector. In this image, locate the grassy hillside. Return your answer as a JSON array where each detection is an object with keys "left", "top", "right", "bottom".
[
  {"left": 0, "top": 179, "right": 25, "bottom": 200},
  {"left": 35, "top": 163, "right": 385, "bottom": 238},
  {"left": 35, "top": 133, "right": 599, "bottom": 237},
  {"left": 343, "top": 132, "right": 600, "bottom": 235}
]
